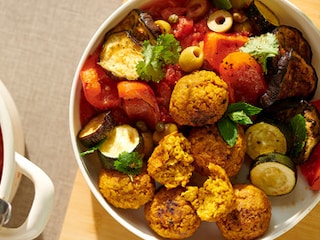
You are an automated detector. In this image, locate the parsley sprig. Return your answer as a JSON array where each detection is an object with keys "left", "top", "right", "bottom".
[
  {"left": 114, "top": 151, "right": 143, "bottom": 181},
  {"left": 240, "top": 33, "right": 279, "bottom": 73},
  {"left": 136, "top": 34, "right": 181, "bottom": 83},
  {"left": 217, "top": 102, "right": 262, "bottom": 147}
]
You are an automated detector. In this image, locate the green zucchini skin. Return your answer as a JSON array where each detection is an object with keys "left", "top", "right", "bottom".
[
  {"left": 250, "top": 152, "right": 297, "bottom": 196},
  {"left": 97, "top": 124, "right": 144, "bottom": 170},
  {"left": 245, "top": 0, "right": 279, "bottom": 35},
  {"left": 78, "top": 111, "right": 115, "bottom": 148},
  {"left": 257, "top": 98, "right": 320, "bottom": 164}
]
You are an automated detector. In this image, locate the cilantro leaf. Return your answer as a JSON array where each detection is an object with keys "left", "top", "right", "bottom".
[
  {"left": 290, "top": 114, "right": 307, "bottom": 157},
  {"left": 240, "top": 33, "right": 279, "bottom": 74},
  {"left": 217, "top": 117, "right": 238, "bottom": 147},
  {"left": 136, "top": 34, "right": 181, "bottom": 83},
  {"left": 114, "top": 151, "right": 143, "bottom": 177}
]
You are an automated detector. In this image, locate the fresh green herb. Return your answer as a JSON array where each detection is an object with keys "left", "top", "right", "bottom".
[
  {"left": 240, "top": 33, "right": 279, "bottom": 73},
  {"left": 290, "top": 114, "right": 307, "bottom": 157},
  {"left": 80, "top": 138, "right": 106, "bottom": 156},
  {"left": 217, "top": 117, "right": 238, "bottom": 147},
  {"left": 212, "top": 0, "right": 232, "bottom": 9},
  {"left": 218, "top": 102, "right": 262, "bottom": 147},
  {"left": 114, "top": 151, "right": 143, "bottom": 179},
  {"left": 136, "top": 34, "right": 181, "bottom": 83}
]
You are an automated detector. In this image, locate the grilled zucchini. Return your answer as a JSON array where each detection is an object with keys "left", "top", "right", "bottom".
[
  {"left": 258, "top": 98, "right": 320, "bottom": 164},
  {"left": 78, "top": 111, "right": 115, "bottom": 148},
  {"left": 245, "top": 0, "right": 279, "bottom": 35},
  {"left": 250, "top": 152, "right": 296, "bottom": 196},
  {"left": 98, "top": 124, "right": 143, "bottom": 169}
]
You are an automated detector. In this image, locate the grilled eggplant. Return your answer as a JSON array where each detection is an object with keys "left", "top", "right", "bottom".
[
  {"left": 109, "top": 9, "right": 161, "bottom": 45},
  {"left": 99, "top": 31, "right": 144, "bottom": 80},
  {"left": 260, "top": 49, "right": 317, "bottom": 108},
  {"left": 273, "top": 25, "right": 312, "bottom": 64},
  {"left": 258, "top": 98, "right": 320, "bottom": 164},
  {"left": 99, "top": 10, "right": 161, "bottom": 80}
]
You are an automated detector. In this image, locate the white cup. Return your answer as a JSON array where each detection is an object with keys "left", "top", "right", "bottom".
[{"left": 0, "top": 80, "right": 54, "bottom": 240}]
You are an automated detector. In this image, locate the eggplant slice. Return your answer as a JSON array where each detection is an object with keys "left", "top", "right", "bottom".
[
  {"left": 99, "top": 9, "right": 161, "bottom": 80},
  {"left": 273, "top": 25, "right": 312, "bottom": 64},
  {"left": 260, "top": 49, "right": 317, "bottom": 108}
]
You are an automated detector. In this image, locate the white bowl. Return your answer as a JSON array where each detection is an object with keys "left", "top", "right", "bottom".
[
  {"left": 69, "top": 0, "right": 320, "bottom": 239},
  {"left": 0, "top": 80, "right": 55, "bottom": 240}
]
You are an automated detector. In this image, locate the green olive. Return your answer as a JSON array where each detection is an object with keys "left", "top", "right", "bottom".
[
  {"left": 155, "top": 20, "right": 171, "bottom": 34},
  {"left": 186, "top": 0, "right": 208, "bottom": 19},
  {"left": 207, "top": 10, "right": 233, "bottom": 33},
  {"left": 179, "top": 42, "right": 204, "bottom": 72}
]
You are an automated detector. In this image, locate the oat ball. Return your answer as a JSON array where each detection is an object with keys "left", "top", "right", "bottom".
[
  {"left": 216, "top": 184, "right": 272, "bottom": 240},
  {"left": 182, "top": 164, "right": 236, "bottom": 222},
  {"left": 147, "top": 131, "right": 194, "bottom": 189},
  {"left": 145, "top": 186, "right": 201, "bottom": 239},
  {"left": 188, "top": 124, "right": 246, "bottom": 177},
  {"left": 98, "top": 167, "right": 155, "bottom": 209},
  {"left": 169, "top": 70, "right": 229, "bottom": 126}
]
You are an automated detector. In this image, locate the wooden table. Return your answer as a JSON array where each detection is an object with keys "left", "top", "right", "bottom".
[{"left": 60, "top": 0, "right": 320, "bottom": 239}]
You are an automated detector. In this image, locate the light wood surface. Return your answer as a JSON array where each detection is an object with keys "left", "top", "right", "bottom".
[{"left": 60, "top": 0, "right": 320, "bottom": 239}]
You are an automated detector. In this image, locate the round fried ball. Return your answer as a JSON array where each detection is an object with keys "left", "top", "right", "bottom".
[
  {"left": 98, "top": 167, "right": 155, "bottom": 209},
  {"left": 188, "top": 124, "right": 246, "bottom": 177},
  {"left": 216, "top": 184, "right": 272, "bottom": 240},
  {"left": 169, "top": 70, "right": 229, "bottom": 126},
  {"left": 145, "top": 186, "right": 201, "bottom": 239},
  {"left": 182, "top": 163, "right": 236, "bottom": 222},
  {"left": 147, "top": 131, "right": 194, "bottom": 189}
]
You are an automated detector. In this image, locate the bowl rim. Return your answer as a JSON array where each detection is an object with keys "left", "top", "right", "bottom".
[{"left": 69, "top": 0, "right": 320, "bottom": 239}]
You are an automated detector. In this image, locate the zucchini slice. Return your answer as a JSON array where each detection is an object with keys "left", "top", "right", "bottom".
[
  {"left": 250, "top": 152, "right": 296, "bottom": 196},
  {"left": 98, "top": 124, "right": 143, "bottom": 168},
  {"left": 245, "top": 122, "right": 287, "bottom": 160},
  {"left": 78, "top": 111, "right": 115, "bottom": 148},
  {"left": 245, "top": 0, "right": 279, "bottom": 34}
]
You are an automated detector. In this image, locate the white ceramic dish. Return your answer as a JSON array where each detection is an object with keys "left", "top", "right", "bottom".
[
  {"left": 0, "top": 80, "right": 55, "bottom": 240},
  {"left": 69, "top": 0, "right": 320, "bottom": 239}
]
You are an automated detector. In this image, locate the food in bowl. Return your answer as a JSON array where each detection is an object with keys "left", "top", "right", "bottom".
[{"left": 71, "top": 0, "right": 320, "bottom": 239}]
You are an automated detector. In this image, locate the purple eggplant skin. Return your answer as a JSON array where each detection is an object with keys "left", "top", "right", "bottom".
[
  {"left": 257, "top": 98, "right": 320, "bottom": 165},
  {"left": 260, "top": 49, "right": 318, "bottom": 108},
  {"left": 273, "top": 25, "right": 312, "bottom": 64}
]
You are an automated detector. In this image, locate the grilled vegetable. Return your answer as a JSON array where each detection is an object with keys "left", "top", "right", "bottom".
[
  {"left": 260, "top": 49, "right": 318, "bottom": 108},
  {"left": 258, "top": 98, "right": 320, "bottom": 164},
  {"left": 245, "top": 0, "right": 279, "bottom": 35},
  {"left": 78, "top": 111, "right": 115, "bottom": 148},
  {"left": 250, "top": 152, "right": 296, "bottom": 196},
  {"left": 273, "top": 25, "right": 312, "bottom": 64},
  {"left": 99, "top": 9, "right": 161, "bottom": 80},
  {"left": 98, "top": 124, "right": 143, "bottom": 169},
  {"left": 99, "top": 31, "right": 144, "bottom": 80},
  {"left": 110, "top": 9, "right": 161, "bottom": 45},
  {"left": 245, "top": 122, "right": 287, "bottom": 160}
]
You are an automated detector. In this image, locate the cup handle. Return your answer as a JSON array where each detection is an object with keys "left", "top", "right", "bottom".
[{"left": 0, "top": 152, "right": 55, "bottom": 240}]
